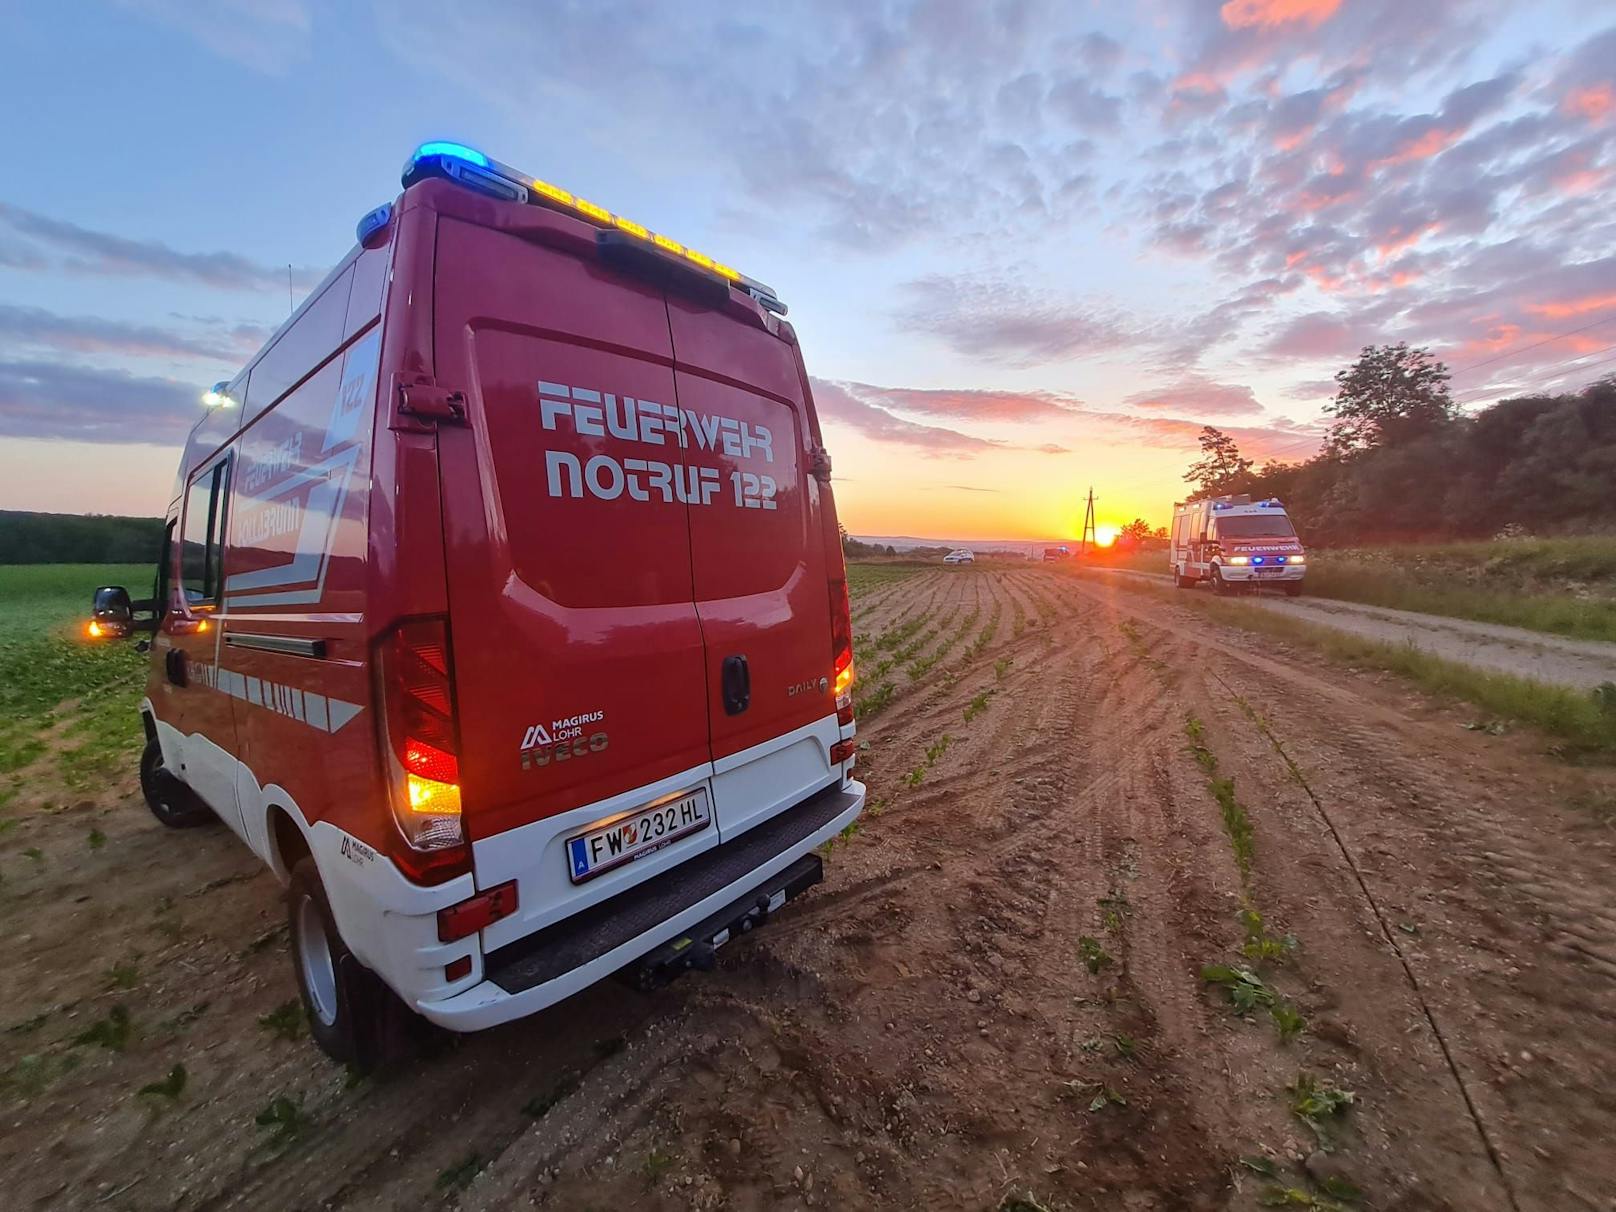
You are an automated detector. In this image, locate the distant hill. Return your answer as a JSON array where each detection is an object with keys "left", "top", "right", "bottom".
[
  {"left": 0, "top": 511, "right": 165, "bottom": 565},
  {"left": 854, "top": 535, "right": 1074, "bottom": 558}
]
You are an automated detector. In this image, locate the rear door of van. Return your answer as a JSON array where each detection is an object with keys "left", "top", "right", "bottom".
[
  {"left": 666, "top": 299, "right": 838, "bottom": 839},
  {"left": 429, "top": 213, "right": 713, "bottom": 855}
]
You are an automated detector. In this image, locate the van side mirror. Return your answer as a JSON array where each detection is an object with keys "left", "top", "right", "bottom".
[{"left": 89, "top": 585, "right": 135, "bottom": 639}]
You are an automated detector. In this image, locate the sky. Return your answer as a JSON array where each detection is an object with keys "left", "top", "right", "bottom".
[{"left": 1, "top": 0, "right": 1613, "bottom": 540}]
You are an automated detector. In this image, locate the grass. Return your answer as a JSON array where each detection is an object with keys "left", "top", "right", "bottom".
[
  {"left": 964, "top": 689, "right": 995, "bottom": 722},
  {"left": 846, "top": 561, "right": 928, "bottom": 597},
  {"left": 436, "top": 1153, "right": 487, "bottom": 1192},
  {"left": 0, "top": 564, "right": 149, "bottom": 783},
  {"left": 137, "top": 1063, "right": 187, "bottom": 1102},
  {"left": 1162, "top": 586, "right": 1616, "bottom": 758},
  {"left": 73, "top": 1004, "right": 132, "bottom": 1051},
  {"left": 1288, "top": 1072, "right": 1356, "bottom": 1145},
  {"left": 255, "top": 1095, "right": 311, "bottom": 1147},
  {"left": 1102, "top": 535, "right": 1616, "bottom": 642},
  {"left": 258, "top": 999, "right": 307, "bottom": 1041},
  {"left": 1078, "top": 935, "right": 1113, "bottom": 975}
]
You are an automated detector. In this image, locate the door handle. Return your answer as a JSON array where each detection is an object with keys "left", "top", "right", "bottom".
[
  {"left": 721, "top": 655, "right": 750, "bottom": 716},
  {"left": 166, "top": 648, "right": 188, "bottom": 687}
]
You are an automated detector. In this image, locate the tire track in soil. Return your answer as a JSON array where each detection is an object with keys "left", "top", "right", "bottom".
[{"left": 1071, "top": 572, "right": 1614, "bottom": 1210}]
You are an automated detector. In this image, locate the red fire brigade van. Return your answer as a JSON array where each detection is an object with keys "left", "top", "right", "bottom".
[
  {"left": 92, "top": 142, "right": 865, "bottom": 1067},
  {"left": 1168, "top": 495, "right": 1306, "bottom": 595}
]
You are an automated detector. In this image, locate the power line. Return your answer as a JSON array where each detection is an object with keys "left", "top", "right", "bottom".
[
  {"left": 1445, "top": 312, "right": 1616, "bottom": 380},
  {"left": 1449, "top": 339, "right": 1616, "bottom": 403}
]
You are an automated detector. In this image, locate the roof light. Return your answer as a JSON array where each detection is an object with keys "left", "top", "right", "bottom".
[
  {"left": 401, "top": 140, "right": 781, "bottom": 311},
  {"left": 413, "top": 141, "right": 489, "bottom": 168}
]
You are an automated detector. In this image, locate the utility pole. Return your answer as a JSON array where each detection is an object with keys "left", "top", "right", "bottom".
[{"left": 1079, "top": 487, "right": 1097, "bottom": 556}]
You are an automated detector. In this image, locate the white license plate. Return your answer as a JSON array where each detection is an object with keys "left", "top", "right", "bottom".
[
  {"left": 1256, "top": 566, "right": 1286, "bottom": 576},
  {"left": 566, "top": 790, "right": 711, "bottom": 883}
]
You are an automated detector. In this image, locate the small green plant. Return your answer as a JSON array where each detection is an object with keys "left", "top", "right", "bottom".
[
  {"left": 1288, "top": 1072, "right": 1355, "bottom": 1140},
  {"left": 3, "top": 1052, "right": 80, "bottom": 1099},
  {"left": 1239, "top": 1155, "right": 1279, "bottom": 1177},
  {"left": 994, "top": 657, "right": 1012, "bottom": 680},
  {"left": 87, "top": 828, "right": 106, "bottom": 850},
  {"left": 903, "top": 765, "right": 926, "bottom": 787},
  {"left": 1098, "top": 890, "right": 1131, "bottom": 931},
  {"left": 258, "top": 999, "right": 306, "bottom": 1042},
  {"left": 436, "top": 1153, "right": 487, "bottom": 1191},
  {"left": 1270, "top": 1001, "right": 1307, "bottom": 1042},
  {"left": 925, "top": 734, "right": 953, "bottom": 765},
  {"left": 255, "top": 1095, "right": 310, "bottom": 1146},
  {"left": 7, "top": 1011, "right": 49, "bottom": 1035},
  {"left": 23, "top": 846, "right": 43, "bottom": 864},
  {"left": 1201, "top": 964, "right": 1274, "bottom": 1011},
  {"left": 106, "top": 960, "right": 140, "bottom": 990},
  {"left": 160, "top": 1002, "right": 210, "bottom": 1033},
  {"left": 865, "top": 796, "right": 886, "bottom": 818},
  {"left": 74, "top": 1004, "right": 132, "bottom": 1051},
  {"left": 522, "top": 1072, "right": 581, "bottom": 1118},
  {"left": 1086, "top": 1083, "right": 1127, "bottom": 1112},
  {"left": 1113, "top": 1034, "right": 1137, "bottom": 1060},
  {"left": 138, "top": 1063, "right": 188, "bottom": 1102},
  {"left": 1078, "top": 936, "right": 1113, "bottom": 975},
  {"left": 642, "top": 1147, "right": 676, "bottom": 1186},
  {"left": 854, "top": 681, "right": 895, "bottom": 719},
  {"left": 964, "top": 689, "right": 995, "bottom": 722},
  {"left": 1240, "top": 909, "right": 1297, "bottom": 964}
]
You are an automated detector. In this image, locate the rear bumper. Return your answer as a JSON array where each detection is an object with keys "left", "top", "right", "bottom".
[{"left": 415, "top": 778, "right": 864, "bottom": 1031}]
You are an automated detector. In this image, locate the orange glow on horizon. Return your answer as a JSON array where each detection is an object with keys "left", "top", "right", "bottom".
[{"left": 1094, "top": 524, "right": 1120, "bottom": 547}]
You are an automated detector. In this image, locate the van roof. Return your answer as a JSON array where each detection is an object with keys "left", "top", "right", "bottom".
[{"left": 402, "top": 141, "right": 784, "bottom": 315}]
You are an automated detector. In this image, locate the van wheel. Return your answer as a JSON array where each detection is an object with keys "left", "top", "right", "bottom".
[
  {"left": 1211, "top": 568, "right": 1231, "bottom": 596},
  {"left": 1173, "top": 567, "right": 1195, "bottom": 589},
  {"left": 140, "top": 737, "right": 214, "bottom": 829},
  {"left": 288, "top": 857, "right": 394, "bottom": 1071}
]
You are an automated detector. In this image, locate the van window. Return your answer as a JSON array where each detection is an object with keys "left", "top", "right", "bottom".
[
  {"left": 181, "top": 458, "right": 232, "bottom": 607},
  {"left": 1213, "top": 513, "right": 1296, "bottom": 539},
  {"left": 243, "top": 264, "right": 355, "bottom": 425}
]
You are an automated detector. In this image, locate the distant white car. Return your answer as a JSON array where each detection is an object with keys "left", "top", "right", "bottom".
[{"left": 943, "top": 549, "right": 975, "bottom": 565}]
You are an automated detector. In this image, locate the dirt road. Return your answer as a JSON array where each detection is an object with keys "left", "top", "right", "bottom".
[
  {"left": 3, "top": 567, "right": 1613, "bottom": 1210},
  {"left": 1091, "top": 566, "right": 1616, "bottom": 692}
]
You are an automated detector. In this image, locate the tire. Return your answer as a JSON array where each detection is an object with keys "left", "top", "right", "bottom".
[
  {"left": 140, "top": 736, "right": 214, "bottom": 829},
  {"left": 1283, "top": 581, "right": 1303, "bottom": 597},
  {"left": 1211, "top": 567, "right": 1231, "bottom": 596},
  {"left": 1173, "top": 566, "right": 1195, "bottom": 589},
  {"left": 288, "top": 857, "right": 397, "bottom": 1071}
]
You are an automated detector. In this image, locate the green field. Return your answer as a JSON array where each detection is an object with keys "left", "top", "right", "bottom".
[{"left": 0, "top": 564, "right": 151, "bottom": 800}]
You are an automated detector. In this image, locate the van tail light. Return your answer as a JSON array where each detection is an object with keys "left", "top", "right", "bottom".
[
  {"left": 829, "top": 560, "right": 854, "bottom": 726},
  {"left": 376, "top": 617, "right": 470, "bottom": 884}
]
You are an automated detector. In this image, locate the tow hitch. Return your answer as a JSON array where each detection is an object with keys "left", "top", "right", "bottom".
[{"left": 629, "top": 854, "right": 823, "bottom": 991}]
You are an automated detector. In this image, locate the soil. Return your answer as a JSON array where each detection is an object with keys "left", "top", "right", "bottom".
[{"left": 2, "top": 567, "right": 1613, "bottom": 1211}]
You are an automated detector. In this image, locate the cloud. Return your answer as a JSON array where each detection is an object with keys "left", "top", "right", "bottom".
[
  {"left": 810, "top": 379, "right": 1007, "bottom": 458},
  {"left": 115, "top": 0, "right": 312, "bottom": 73},
  {"left": 843, "top": 382, "right": 1081, "bottom": 422},
  {"left": 0, "top": 305, "right": 265, "bottom": 362},
  {"left": 0, "top": 360, "right": 200, "bottom": 443},
  {"left": 812, "top": 380, "right": 1080, "bottom": 457},
  {"left": 1219, "top": 0, "right": 1342, "bottom": 31},
  {"left": 0, "top": 203, "right": 323, "bottom": 293},
  {"left": 896, "top": 275, "right": 1133, "bottom": 366},
  {"left": 1125, "top": 377, "right": 1265, "bottom": 415}
]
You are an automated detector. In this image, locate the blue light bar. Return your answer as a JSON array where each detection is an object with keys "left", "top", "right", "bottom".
[
  {"left": 413, "top": 141, "right": 488, "bottom": 168},
  {"left": 1252, "top": 556, "right": 1265, "bottom": 564}
]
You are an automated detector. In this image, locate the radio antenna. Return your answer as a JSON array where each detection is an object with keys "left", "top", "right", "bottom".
[{"left": 287, "top": 264, "right": 294, "bottom": 314}]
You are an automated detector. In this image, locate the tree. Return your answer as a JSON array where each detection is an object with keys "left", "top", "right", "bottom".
[
  {"left": 1183, "top": 426, "right": 1253, "bottom": 498},
  {"left": 1325, "top": 342, "right": 1455, "bottom": 457},
  {"left": 1120, "top": 518, "right": 1153, "bottom": 543}
]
